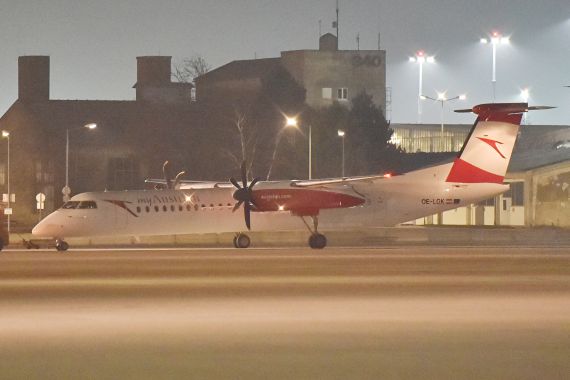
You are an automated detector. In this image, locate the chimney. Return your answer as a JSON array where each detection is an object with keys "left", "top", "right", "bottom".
[
  {"left": 18, "top": 56, "right": 50, "bottom": 102},
  {"left": 136, "top": 56, "right": 171, "bottom": 85},
  {"left": 319, "top": 33, "right": 338, "bottom": 52}
]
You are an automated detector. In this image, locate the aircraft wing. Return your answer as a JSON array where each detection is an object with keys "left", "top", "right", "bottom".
[
  {"left": 290, "top": 174, "right": 394, "bottom": 187},
  {"left": 144, "top": 178, "right": 233, "bottom": 189}
]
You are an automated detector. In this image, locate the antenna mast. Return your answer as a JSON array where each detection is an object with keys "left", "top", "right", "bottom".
[{"left": 336, "top": 0, "right": 339, "bottom": 49}]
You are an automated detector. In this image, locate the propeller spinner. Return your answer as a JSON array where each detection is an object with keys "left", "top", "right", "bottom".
[{"left": 230, "top": 162, "right": 259, "bottom": 230}]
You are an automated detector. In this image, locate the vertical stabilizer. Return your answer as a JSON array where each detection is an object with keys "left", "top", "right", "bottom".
[{"left": 446, "top": 103, "right": 527, "bottom": 183}]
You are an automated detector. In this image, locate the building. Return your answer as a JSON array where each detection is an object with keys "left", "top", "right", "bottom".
[
  {"left": 196, "top": 33, "right": 387, "bottom": 115},
  {"left": 391, "top": 123, "right": 570, "bottom": 227},
  {"left": 0, "top": 56, "right": 195, "bottom": 227}
]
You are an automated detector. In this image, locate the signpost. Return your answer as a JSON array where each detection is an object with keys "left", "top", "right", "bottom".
[{"left": 36, "top": 192, "right": 46, "bottom": 221}]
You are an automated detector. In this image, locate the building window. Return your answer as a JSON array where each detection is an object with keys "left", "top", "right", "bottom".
[
  {"left": 337, "top": 88, "right": 348, "bottom": 100},
  {"left": 107, "top": 157, "right": 138, "bottom": 191},
  {"left": 322, "top": 88, "right": 332, "bottom": 99},
  {"left": 35, "top": 160, "right": 54, "bottom": 184}
]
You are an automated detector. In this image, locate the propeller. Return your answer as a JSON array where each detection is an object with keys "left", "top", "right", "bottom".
[
  {"left": 230, "top": 161, "right": 260, "bottom": 230},
  {"left": 162, "top": 161, "right": 186, "bottom": 190}
]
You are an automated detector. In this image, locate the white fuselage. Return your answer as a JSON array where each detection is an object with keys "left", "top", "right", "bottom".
[{"left": 32, "top": 162, "right": 509, "bottom": 239}]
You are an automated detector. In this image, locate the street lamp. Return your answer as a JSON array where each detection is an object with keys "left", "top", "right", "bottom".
[
  {"left": 337, "top": 130, "right": 345, "bottom": 177},
  {"left": 282, "top": 116, "right": 313, "bottom": 180},
  {"left": 2, "top": 130, "right": 10, "bottom": 233},
  {"left": 480, "top": 31, "right": 510, "bottom": 102},
  {"left": 421, "top": 92, "right": 466, "bottom": 152},
  {"left": 64, "top": 123, "right": 97, "bottom": 202},
  {"left": 409, "top": 51, "right": 435, "bottom": 123},
  {"left": 266, "top": 117, "right": 299, "bottom": 180}
]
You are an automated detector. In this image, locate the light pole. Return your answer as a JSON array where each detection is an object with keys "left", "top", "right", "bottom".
[
  {"left": 480, "top": 32, "right": 509, "bottom": 102},
  {"left": 266, "top": 117, "right": 298, "bottom": 180},
  {"left": 282, "top": 116, "right": 312, "bottom": 180},
  {"left": 337, "top": 130, "right": 345, "bottom": 177},
  {"left": 2, "top": 131, "right": 10, "bottom": 233},
  {"left": 421, "top": 92, "right": 466, "bottom": 152},
  {"left": 64, "top": 123, "right": 97, "bottom": 202},
  {"left": 409, "top": 51, "right": 435, "bottom": 123}
]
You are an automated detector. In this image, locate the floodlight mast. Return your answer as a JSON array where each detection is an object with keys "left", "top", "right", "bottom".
[
  {"left": 481, "top": 32, "right": 510, "bottom": 102},
  {"left": 409, "top": 51, "right": 435, "bottom": 123}
]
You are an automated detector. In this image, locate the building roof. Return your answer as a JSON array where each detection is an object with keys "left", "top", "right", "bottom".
[
  {"left": 392, "top": 123, "right": 570, "bottom": 172},
  {"left": 509, "top": 125, "right": 570, "bottom": 172},
  {"left": 195, "top": 58, "right": 281, "bottom": 83}
]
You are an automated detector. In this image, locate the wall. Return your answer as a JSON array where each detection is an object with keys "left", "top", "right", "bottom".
[{"left": 281, "top": 50, "right": 386, "bottom": 114}]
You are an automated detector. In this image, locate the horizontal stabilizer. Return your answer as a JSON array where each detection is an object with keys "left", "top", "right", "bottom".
[{"left": 455, "top": 103, "right": 555, "bottom": 114}]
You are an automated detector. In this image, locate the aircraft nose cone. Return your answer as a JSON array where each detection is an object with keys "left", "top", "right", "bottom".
[
  {"left": 32, "top": 214, "right": 66, "bottom": 238},
  {"left": 32, "top": 221, "right": 55, "bottom": 237}
]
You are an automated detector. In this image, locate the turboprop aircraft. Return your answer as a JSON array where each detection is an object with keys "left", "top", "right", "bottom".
[{"left": 32, "top": 103, "right": 551, "bottom": 251}]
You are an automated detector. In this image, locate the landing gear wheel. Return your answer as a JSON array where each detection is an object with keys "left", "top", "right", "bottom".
[
  {"left": 56, "top": 240, "right": 69, "bottom": 252},
  {"left": 308, "top": 233, "right": 327, "bottom": 249},
  {"left": 234, "top": 233, "right": 251, "bottom": 249}
]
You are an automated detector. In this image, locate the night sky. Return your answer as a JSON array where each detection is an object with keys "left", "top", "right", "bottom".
[{"left": 1, "top": 0, "right": 569, "bottom": 124}]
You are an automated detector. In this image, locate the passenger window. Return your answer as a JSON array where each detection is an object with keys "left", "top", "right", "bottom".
[
  {"left": 186, "top": 204, "right": 191, "bottom": 211},
  {"left": 170, "top": 205, "right": 175, "bottom": 212},
  {"left": 154, "top": 206, "right": 159, "bottom": 212},
  {"left": 179, "top": 205, "right": 183, "bottom": 212},
  {"left": 195, "top": 204, "right": 199, "bottom": 211},
  {"left": 136, "top": 206, "right": 141, "bottom": 213},
  {"left": 163, "top": 205, "right": 167, "bottom": 212},
  {"left": 146, "top": 206, "right": 150, "bottom": 213}
]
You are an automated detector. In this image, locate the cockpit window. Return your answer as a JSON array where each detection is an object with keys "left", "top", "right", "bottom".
[
  {"left": 77, "top": 201, "right": 97, "bottom": 209},
  {"left": 62, "top": 201, "right": 80, "bottom": 209},
  {"left": 61, "top": 201, "right": 97, "bottom": 209}
]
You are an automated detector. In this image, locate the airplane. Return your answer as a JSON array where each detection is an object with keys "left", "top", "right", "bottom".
[{"left": 32, "top": 102, "right": 551, "bottom": 251}]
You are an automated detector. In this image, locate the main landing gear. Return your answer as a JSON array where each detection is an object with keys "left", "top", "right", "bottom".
[
  {"left": 233, "top": 233, "right": 251, "bottom": 249},
  {"left": 301, "top": 215, "right": 327, "bottom": 249}
]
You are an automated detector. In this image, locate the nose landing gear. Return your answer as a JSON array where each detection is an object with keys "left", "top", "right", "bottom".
[{"left": 55, "top": 240, "right": 69, "bottom": 251}]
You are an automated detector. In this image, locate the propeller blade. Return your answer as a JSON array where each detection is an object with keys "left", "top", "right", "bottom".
[
  {"left": 163, "top": 161, "right": 172, "bottom": 189},
  {"left": 173, "top": 171, "right": 186, "bottom": 189},
  {"left": 248, "top": 177, "right": 260, "bottom": 190},
  {"left": 232, "top": 200, "right": 243, "bottom": 213},
  {"left": 244, "top": 202, "right": 251, "bottom": 230},
  {"left": 230, "top": 177, "right": 241, "bottom": 190},
  {"left": 241, "top": 161, "right": 248, "bottom": 188}
]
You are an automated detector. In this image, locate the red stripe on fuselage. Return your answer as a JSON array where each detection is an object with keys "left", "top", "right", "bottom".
[
  {"left": 252, "top": 188, "right": 365, "bottom": 216},
  {"left": 445, "top": 158, "right": 504, "bottom": 184}
]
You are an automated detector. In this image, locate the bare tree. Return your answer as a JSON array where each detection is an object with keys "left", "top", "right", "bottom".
[
  {"left": 219, "top": 106, "right": 260, "bottom": 179},
  {"left": 172, "top": 55, "right": 211, "bottom": 83}
]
